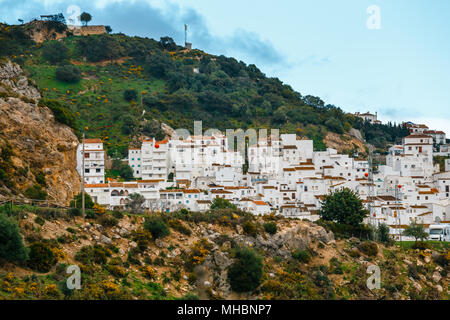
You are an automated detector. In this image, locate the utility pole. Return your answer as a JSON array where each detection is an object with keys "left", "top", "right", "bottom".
[
  {"left": 367, "top": 149, "right": 375, "bottom": 239},
  {"left": 395, "top": 184, "right": 402, "bottom": 246},
  {"left": 82, "top": 133, "right": 86, "bottom": 216}
]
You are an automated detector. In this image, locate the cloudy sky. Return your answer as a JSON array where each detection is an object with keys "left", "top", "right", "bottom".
[{"left": 1, "top": 0, "right": 449, "bottom": 133}]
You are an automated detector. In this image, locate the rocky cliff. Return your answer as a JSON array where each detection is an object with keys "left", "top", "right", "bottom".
[{"left": 0, "top": 60, "right": 80, "bottom": 204}]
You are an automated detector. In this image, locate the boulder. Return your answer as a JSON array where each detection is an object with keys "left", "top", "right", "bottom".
[
  {"left": 100, "top": 235, "right": 112, "bottom": 245},
  {"left": 432, "top": 272, "right": 442, "bottom": 283},
  {"left": 155, "top": 239, "right": 167, "bottom": 248}
]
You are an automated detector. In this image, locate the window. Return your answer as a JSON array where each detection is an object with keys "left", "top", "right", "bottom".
[
  {"left": 96, "top": 169, "right": 101, "bottom": 173},
  {"left": 85, "top": 169, "right": 89, "bottom": 173}
]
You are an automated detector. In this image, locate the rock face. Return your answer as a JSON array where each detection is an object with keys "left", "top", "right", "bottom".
[
  {"left": 204, "top": 220, "right": 334, "bottom": 297},
  {"left": 229, "top": 221, "right": 334, "bottom": 259},
  {"left": 0, "top": 60, "right": 81, "bottom": 204},
  {"left": 324, "top": 131, "right": 366, "bottom": 154}
]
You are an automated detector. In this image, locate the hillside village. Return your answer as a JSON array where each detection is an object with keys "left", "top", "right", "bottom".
[
  {"left": 78, "top": 121, "right": 450, "bottom": 240},
  {"left": 0, "top": 10, "right": 449, "bottom": 303}
]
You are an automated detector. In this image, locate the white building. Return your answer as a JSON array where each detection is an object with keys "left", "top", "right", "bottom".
[
  {"left": 76, "top": 139, "right": 105, "bottom": 184},
  {"left": 354, "top": 112, "right": 381, "bottom": 124}
]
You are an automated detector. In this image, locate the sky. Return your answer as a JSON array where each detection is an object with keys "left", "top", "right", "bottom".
[{"left": 1, "top": 0, "right": 449, "bottom": 133}]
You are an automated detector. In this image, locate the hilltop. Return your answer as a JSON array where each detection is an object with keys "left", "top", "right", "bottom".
[{"left": 0, "top": 21, "right": 409, "bottom": 159}]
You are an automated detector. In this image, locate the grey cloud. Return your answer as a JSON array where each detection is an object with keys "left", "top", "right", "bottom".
[{"left": 0, "top": 0, "right": 285, "bottom": 67}]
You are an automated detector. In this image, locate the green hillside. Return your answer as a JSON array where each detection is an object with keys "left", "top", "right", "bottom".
[{"left": 0, "top": 22, "right": 409, "bottom": 157}]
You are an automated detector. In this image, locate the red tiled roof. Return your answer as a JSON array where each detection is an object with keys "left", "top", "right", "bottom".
[
  {"left": 85, "top": 183, "right": 108, "bottom": 188},
  {"left": 84, "top": 139, "right": 102, "bottom": 143},
  {"left": 252, "top": 200, "right": 267, "bottom": 206}
]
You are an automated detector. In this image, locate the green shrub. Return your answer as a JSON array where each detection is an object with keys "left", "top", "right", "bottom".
[
  {"left": 70, "top": 193, "right": 94, "bottom": 209},
  {"left": 211, "top": 198, "right": 237, "bottom": 210},
  {"left": 24, "top": 184, "right": 47, "bottom": 200},
  {"left": 0, "top": 213, "right": 28, "bottom": 262},
  {"left": 35, "top": 207, "right": 65, "bottom": 220},
  {"left": 38, "top": 99, "right": 76, "bottom": 129},
  {"left": 329, "top": 257, "right": 343, "bottom": 274},
  {"left": 179, "top": 208, "right": 189, "bottom": 215},
  {"left": 34, "top": 170, "right": 47, "bottom": 187},
  {"left": 131, "top": 229, "right": 152, "bottom": 252},
  {"left": 55, "top": 65, "right": 81, "bottom": 83},
  {"left": 358, "top": 241, "right": 378, "bottom": 257},
  {"left": 263, "top": 222, "right": 277, "bottom": 235},
  {"left": 168, "top": 219, "right": 191, "bottom": 235},
  {"left": 182, "top": 293, "right": 199, "bottom": 300},
  {"left": 27, "top": 242, "right": 57, "bottom": 272},
  {"left": 316, "top": 220, "right": 372, "bottom": 239},
  {"left": 228, "top": 247, "right": 263, "bottom": 293},
  {"left": 34, "top": 216, "right": 45, "bottom": 226},
  {"left": 292, "top": 249, "right": 311, "bottom": 263},
  {"left": 123, "top": 89, "right": 137, "bottom": 101},
  {"left": 98, "top": 215, "right": 118, "bottom": 228},
  {"left": 75, "top": 245, "right": 111, "bottom": 265},
  {"left": 112, "top": 210, "right": 124, "bottom": 219},
  {"left": 243, "top": 221, "right": 257, "bottom": 237},
  {"left": 42, "top": 41, "right": 69, "bottom": 64},
  {"left": 68, "top": 207, "right": 82, "bottom": 217},
  {"left": 144, "top": 216, "right": 170, "bottom": 239},
  {"left": 107, "top": 264, "right": 126, "bottom": 278},
  {"left": 408, "top": 263, "right": 420, "bottom": 280},
  {"left": 412, "top": 241, "right": 431, "bottom": 250}
]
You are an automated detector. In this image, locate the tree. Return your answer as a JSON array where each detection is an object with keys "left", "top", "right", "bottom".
[
  {"left": 45, "top": 13, "right": 67, "bottom": 34},
  {"left": 403, "top": 223, "right": 428, "bottom": 242},
  {"left": 228, "top": 247, "right": 263, "bottom": 292},
  {"left": 111, "top": 159, "right": 134, "bottom": 180},
  {"left": 144, "top": 216, "right": 170, "bottom": 239},
  {"left": 126, "top": 193, "right": 145, "bottom": 213},
  {"left": 76, "top": 34, "right": 123, "bottom": 62},
  {"left": 105, "top": 25, "right": 112, "bottom": 34},
  {"left": 80, "top": 12, "right": 92, "bottom": 26},
  {"left": 377, "top": 223, "right": 391, "bottom": 243},
  {"left": 55, "top": 65, "right": 81, "bottom": 83},
  {"left": 42, "top": 41, "right": 68, "bottom": 64},
  {"left": 159, "top": 36, "right": 177, "bottom": 51},
  {"left": 70, "top": 193, "right": 94, "bottom": 209},
  {"left": 144, "top": 52, "right": 174, "bottom": 78},
  {"left": 123, "top": 89, "right": 137, "bottom": 102},
  {"left": 210, "top": 198, "right": 237, "bottom": 210},
  {"left": 0, "top": 213, "right": 28, "bottom": 263},
  {"left": 325, "top": 117, "right": 344, "bottom": 134},
  {"left": 319, "top": 188, "right": 368, "bottom": 226}
]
